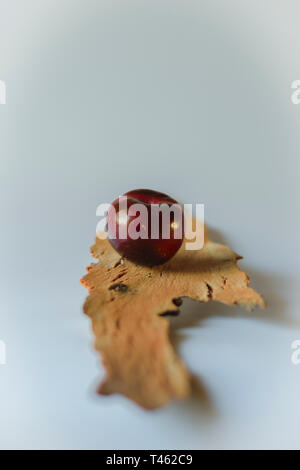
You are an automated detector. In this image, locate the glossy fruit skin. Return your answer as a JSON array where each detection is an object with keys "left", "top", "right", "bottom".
[{"left": 106, "top": 189, "right": 184, "bottom": 266}]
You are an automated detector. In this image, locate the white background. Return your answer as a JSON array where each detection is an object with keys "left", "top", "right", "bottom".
[{"left": 0, "top": 0, "right": 300, "bottom": 449}]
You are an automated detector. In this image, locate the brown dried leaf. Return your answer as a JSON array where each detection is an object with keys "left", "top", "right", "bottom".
[{"left": 80, "top": 228, "right": 265, "bottom": 409}]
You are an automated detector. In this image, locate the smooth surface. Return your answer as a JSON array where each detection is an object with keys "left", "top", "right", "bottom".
[{"left": 0, "top": 0, "right": 299, "bottom": 449}]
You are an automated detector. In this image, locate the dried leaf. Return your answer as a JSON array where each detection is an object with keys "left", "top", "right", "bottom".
[{"left": 81, "top": 228, "right": 265, "bottom": 409}]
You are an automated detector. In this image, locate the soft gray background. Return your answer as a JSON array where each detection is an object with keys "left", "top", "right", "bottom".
[{"left": 0, "top": 0, "right": 299, "bottom": 449}]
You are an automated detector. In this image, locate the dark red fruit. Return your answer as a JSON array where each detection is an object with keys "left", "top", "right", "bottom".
[{"left": 106, "top": 189, "right": 184, "bottom": 266}]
